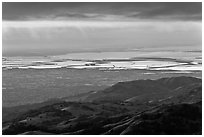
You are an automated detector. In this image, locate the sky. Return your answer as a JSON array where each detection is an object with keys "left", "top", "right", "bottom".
[{"left": 2, "top": 2, "right": 202, "bottom": 56}]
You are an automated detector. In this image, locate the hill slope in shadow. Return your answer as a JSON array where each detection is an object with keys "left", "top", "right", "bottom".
[{"left": 2, "top": 76, "right": 202, "bottom": 135}]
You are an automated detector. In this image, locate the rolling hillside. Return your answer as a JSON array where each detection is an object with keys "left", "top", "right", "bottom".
[{"left": 3, "top": 76, "right": 202, "bottom": 135}]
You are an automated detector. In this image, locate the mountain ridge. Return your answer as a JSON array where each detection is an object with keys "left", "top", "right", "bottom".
[{"left": 2, "top": 76, "right": 202, "bottom": 135}]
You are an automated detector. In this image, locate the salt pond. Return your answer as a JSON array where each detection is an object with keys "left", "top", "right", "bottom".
[{"left": 3, "top": 50, "right": 201, "bottom": 72}]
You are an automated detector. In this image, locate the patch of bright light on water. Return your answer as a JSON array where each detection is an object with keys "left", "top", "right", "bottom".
[{"left": 2, "top": 50, "right": 201, "bottom": 71}]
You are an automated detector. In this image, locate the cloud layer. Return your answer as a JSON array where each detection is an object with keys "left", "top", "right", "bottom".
[
  {"left": 3, "top": 2, "right": 202, "bottom": 21},
  {"left": 2, "top": 2, "right": 202, "bottom": 56}
]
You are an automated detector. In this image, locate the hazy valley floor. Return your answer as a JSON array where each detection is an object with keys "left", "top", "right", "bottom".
[{"left": 3, "top": 68, "right": 201, "bottom": 107}]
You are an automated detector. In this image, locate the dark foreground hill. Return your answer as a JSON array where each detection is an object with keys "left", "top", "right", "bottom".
[{"left": 2, "top": 76, "right": 202, "bottom": 135}]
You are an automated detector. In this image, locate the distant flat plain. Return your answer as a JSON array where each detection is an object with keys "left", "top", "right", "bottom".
[
  {"left": 2, "top": 68, "right": 201, "bottom": 107},
  {"left": 2, "top": 50, "right": 202, "bottom": 107}
]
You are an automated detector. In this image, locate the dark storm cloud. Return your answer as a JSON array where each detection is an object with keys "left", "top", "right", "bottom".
[
  {"left": 129, "top": 3, "right": 202, "bottom": 21},
  {"left": 2, "top": 2, "right": 202, "bottom": 21}
]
